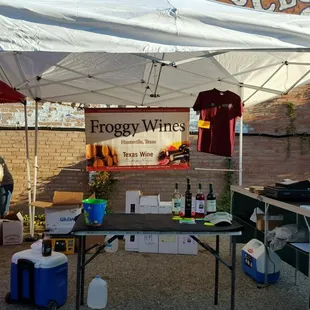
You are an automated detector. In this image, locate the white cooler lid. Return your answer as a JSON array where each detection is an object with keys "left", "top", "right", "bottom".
[{"left": 12, "top": 249, "right": 68, "bottom": 268}]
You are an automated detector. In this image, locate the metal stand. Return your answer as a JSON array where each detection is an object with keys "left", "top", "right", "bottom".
[
  {"left": 264, "top": 203, "right": 269, "bottom": 286},
  {"left": 303, "top": 216, "right": 310, "bottom": 310},
  {"left": 75, "top": 234, "right": 237, "bottom": 310},
  {"left": 75, "top": 235, "right": 118, "bottom": 310},
  {"left": 191, "top": 235, "right": 237, "bottom": 310},
  {"left": 295, "top": 213, "right": 299, "bottom": 285}
]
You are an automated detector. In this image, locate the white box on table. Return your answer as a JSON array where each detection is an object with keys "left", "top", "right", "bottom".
[
  {"left": 159, "top": 201, "right": 172, "bottom": 214},
  {"left": 125, "top": 190, "right": 142, "bottom": 214},
  {"left": 178, "top": 235, "right": 198, "bottom": 255},
  {"left": 140, "top": 194, "right": 160, "bottom": 214}
]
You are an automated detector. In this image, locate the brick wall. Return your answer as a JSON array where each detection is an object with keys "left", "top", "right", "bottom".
[{"left": 1, "top": 121, "right": 309, "bottom": 213}]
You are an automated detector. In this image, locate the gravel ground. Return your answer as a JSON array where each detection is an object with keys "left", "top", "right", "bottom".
[{"left": 0, "top": 238, "right": 308, "bottom": 310}]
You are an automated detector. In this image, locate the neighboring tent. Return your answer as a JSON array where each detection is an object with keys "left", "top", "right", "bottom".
[
  {"left": 0, "top": 81, "right": 25, "bottom": 103},
  {"left": 0, "top": 0, "right": 310, "bottom": 236},
  {"left": 0, "top": 81, "right": 33, "bottom": 237}
]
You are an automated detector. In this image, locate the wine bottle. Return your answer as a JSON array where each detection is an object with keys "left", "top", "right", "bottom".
[
  {"left": 172, "top": 183, "right": 181, "bottom": 216},
  {"left": 184, "top": 179, "right": 192, "bottom": 218},
  {"left": 206, "top": 183, "right": 216, "bottom": 215},
  {"left": 195, "top": 183, "right": 205, "bottom": 218}
]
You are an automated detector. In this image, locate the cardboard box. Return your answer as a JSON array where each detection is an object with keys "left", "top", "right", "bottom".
[
  {"left": 139, "top": 234, "right": 159, "bottom": 253},
  {"left": 159, "top": 201, "right": 172, "bottom": 214},
  {"left": 0, "top": 212, "right": 23, "bottom": 246},
  {"left": 51, "top": 236, "right": 75, "bottom": 255},
  {"left": 159, "top": 235, "right": 178, "bottom": 254},
  {"left": 139, "top": 194, "right": 160, "bottom": 253},
  {"left": 125, "top": 191, "right": 142, "bottom": 252},
  {"left": 178, "top": 235, "right": 198, "bottom": 255},
  {"left": 157, "top": 202, "right": 177, "bottom": 254},
  {"left": 249, "top": 186, "right": 264, "bottom": 195},
  {"left": 125, "top": 190, "right": 142, "bottom": 214},
  {"left": 75, "top": 235, "right": 106, "bottom": 254},
  {"left": 256, "top": 214, "right": 283, "bottom": 231},
  {"left": 32, "top": 191, "right": 83, "bottom": 234},
  {"left": 140, "top": 194, "right": 160, "bottom": 214},
  {"left": 125, "top": 235, "right": 139, "bottom": 252}
]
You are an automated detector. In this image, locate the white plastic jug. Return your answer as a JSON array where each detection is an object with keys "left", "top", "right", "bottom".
[
  {"left": 87, "top": 276, "right": 108, "bottom": 309},
  {"left": 104, "top": 235, "right": 119, "bottom": 253}
]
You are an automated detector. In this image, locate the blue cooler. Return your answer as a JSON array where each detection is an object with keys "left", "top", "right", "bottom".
[{"left": 6, "top": 249, "right": 68, "bottom": 309}]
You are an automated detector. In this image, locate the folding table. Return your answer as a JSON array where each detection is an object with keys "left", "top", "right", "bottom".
[{"left": 71, "top": 213, "right": 243, "bottom": 310}]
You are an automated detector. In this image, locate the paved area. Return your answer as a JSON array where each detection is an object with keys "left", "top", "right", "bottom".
[{"left": 0, "top": 239, "right": 308, "bottom": 310}]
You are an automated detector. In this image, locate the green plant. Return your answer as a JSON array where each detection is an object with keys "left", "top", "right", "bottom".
[
  {"left": 300, "top": 133, "right": 309, "bottom": 155},
  {"left": 23, "top": 214, "right": 45, "bottom": 227},
  {"left": 88, "top": 172, "right": 118, "bottom": 214},
  {"left": 285, "top": 102, "right": 296, "bottom": 158},
  {"left": 218, "top": 158, "right": 234, "bottom": 212}
]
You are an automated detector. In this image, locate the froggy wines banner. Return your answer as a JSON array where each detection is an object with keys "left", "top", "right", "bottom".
[{"left": 84, "top": 108, "right": 190, "bottom": 171}]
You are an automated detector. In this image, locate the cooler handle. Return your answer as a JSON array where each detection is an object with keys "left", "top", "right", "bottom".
[{"left": 17, "top": 259, "right": 35, "bottom": 303}]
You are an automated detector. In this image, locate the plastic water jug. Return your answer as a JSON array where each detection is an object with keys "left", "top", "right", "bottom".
[
  {"left": 87, "top": 276, "right": 108, "bottom": 309},
  {"left": 104, "top": 235, "right": 119, "bottom": 253}
]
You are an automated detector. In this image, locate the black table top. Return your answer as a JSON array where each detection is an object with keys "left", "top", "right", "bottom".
[{"left": 71, "top": 213, "right": 243, "bottom": 235}]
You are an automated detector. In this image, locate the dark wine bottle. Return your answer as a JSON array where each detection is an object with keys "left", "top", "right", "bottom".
[
  {"left": 195, "top": 183, "right": 205, "bottom": 218},
  {"left": 206, "top": 183, "right": 216, "bottom": 215},
  {"left": 184, "top": 179, "right": 192, "bottom": 218}
]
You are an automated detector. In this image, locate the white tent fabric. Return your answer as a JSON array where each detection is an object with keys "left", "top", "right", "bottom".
[{"left": 0, "top": 0, "right": 310, "bottom": 107}]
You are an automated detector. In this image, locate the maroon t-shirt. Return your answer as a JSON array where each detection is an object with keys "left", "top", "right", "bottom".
[{"left": 193, "top": 89, "right": 243, "bottom": 157}]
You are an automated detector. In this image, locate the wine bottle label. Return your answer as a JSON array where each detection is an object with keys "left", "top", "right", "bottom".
[
  {"left": 195, "top": 199, "right": 205, "bottom": 214},
  {"left": 207, "top": 200, "right": 216, "bottom": 212},
  {"left": 172, "top": 199, "right": 181, "bottom": 211},
  {"left": 185, "top": 196, "right": 192, "bottom": 215}
]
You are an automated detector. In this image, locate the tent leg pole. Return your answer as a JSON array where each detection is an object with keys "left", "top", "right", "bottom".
[
  {"left": 32, "top": 99, "right": 39, "bottom": 238},
  {"left": 238, "top": 116, "right": 243, "bottom": 186},
  {"left": 24, "top": 102, "right": 33, "bottom": 237}
]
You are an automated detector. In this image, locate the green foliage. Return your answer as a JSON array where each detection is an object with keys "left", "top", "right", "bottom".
[
  {"left": 23, "top": 214, "right": 45, "bottom": 227},
  {"left": 218, "top": 158, "right": 234, "bottom": 212},
  {"left": 299, "top": 133, "right": 310, "bottom": 156},
  {"left": 88, "top": 172, "right": 118, "bottom": 213},
  {"left": 285, "top": 102, "right": 296, "bottom": 158}
]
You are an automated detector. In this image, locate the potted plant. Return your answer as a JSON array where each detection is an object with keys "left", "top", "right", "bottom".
[
  {"left": 88, "top": 171, "right": 118, "bottom": 214},
  {"left": 88, "top": 171, "right": 122, "bottom": 240}
]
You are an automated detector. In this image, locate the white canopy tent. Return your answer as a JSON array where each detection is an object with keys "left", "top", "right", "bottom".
[{"left": 0, "top": 0, "right": 310, "bottom": 236}]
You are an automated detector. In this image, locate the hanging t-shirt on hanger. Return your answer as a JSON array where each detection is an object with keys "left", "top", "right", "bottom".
[{"left": 193, "top": 88, "right": 243, "bottom": 157}]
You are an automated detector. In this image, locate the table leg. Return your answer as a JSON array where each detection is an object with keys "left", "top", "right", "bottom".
[
  {"left": 231, "top": 236, "right": 236, "bottom": 310},
  {"left": 264, "top": 203, "right": 269, "bottom": 286},
  {"left": 295, "top": 213, "right": 299, "bottom": 285},
  {"left": 80, "top": 236, "right": 86, "bottom": 305},
  {"left": 214, "top": 235, "right": 220, "bottom": 305},
  {"left": 304, "top": 216, "right": 310, "bottom": 310},
  {"left": 75, "top": 236, "right": 82, "bottom": 310}
]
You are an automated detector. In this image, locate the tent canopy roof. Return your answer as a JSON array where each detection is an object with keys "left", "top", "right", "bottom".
[{"left": 0, "top": 0, "right": 309, "bottom": 107}]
